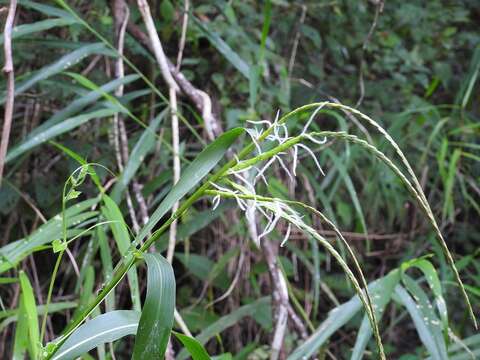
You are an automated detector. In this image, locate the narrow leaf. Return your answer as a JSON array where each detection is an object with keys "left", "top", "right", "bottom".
[
  {"left": 0, "top": 43, "right": 113, "bottom": 104},
  {"left": 52, "top": 310, "right": 140, "bottom": 360},
  {"left": 0, "top": 199, "right": 98, "bottom": 273},
  {"left": 288, "top": 271, "right": 400, "bottom": 360},
  {"left": 101, "top": 195, "right": 141, "bottom": 311},
  {"left": 173, "top": 331, "right": 211, "bottom": 360},
  {"left": 178, "top": 297, "right": 270, "bottom": 360},
  {"left": 110, "top": 109, "right": 167, "bottom": 202},
  {"left": 350, "top": 270, "right": 401, "bottom": 360},
  {"left": 132, "top": 253, "right": 175, "bottom": 359},
  {"left": 394, "top": 284, "right": 448, "bottom": 360},
  {"left": 19, "top": 271, "right": 40, "bottom": 359},
  {"left": 135, "top": 128, "right": 244, "bottom": 245},
  {"left": 29, "top": 75, "right": 139, "bottom": 141},
  {"left": 192, "top": 17, "right": 250, "bottom": 79},
  {"left": 0, "top": 18, "right": 77, "bottom": 45},
  {"left": 6, "top": 108, "right": 118, "bottom": 163},
  {"left": 12, "top": 296, "right": 29, "bottom": 360}
]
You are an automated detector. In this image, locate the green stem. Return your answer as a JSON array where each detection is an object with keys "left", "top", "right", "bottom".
[{"left": 40, "top": 250, "right": 64, "bottom": 344}]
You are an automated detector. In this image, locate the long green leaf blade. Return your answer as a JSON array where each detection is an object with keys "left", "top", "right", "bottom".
[
  {"left": 0, "top": 199, "right": 98, "bottom": 273},
  {"left": 0, "top": 18, "right": 77, "bottom": 45},
  {"left": 132, "top": 253, "right": 175, "bottom": 359},
  {"left": 101, "top": 195, "right": 141, "bottom": 311},
  {"left": 6, "top": 108, "right": 118, "bottom": 163},
  {"left": 28, "top": 75, "right": 139, "bottom": 140},
  {"left": 394, "top": 284, "right": 448, "bottom": 360},
  {"left": 0, "top": 43, "right": 113, "bottom": 104},
  {"left": 110, "top": 109, "right": 167, "bottom": 202},
  {"left": 135, "top": 127, "right": 244, "bottom": 246},
  {"left": 52, "top": 310, "right": 140, "bottom": 360},
  {"left": 288, "top": 271, "right": 400, "bottom": 360},
  {"left": 192, "top": 17, "right": 250, "bottom": 79},
  {"left": 178, "top": 297, "right": 270, "bottom": 360},
  {"left": 19, "top": 271, "right": 40, "bottom": 359},
  {"left": 350, "top": 270, "right": 401, "bottom": 360}
]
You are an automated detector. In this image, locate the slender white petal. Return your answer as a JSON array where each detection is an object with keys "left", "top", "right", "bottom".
[
  {"left": 228, "top": 165, "right": 253, "bottom": 176},
  {"left": 257, "top": 204, "right": 270, "bottom": 219},
  {"left": 234, "top": 173, "right": 257, "bottom": 211},
  {"left": 210, "top": 182, "right": 235, "bottom": 194},
  {"left": 274, "top": 121, "right": 280, "bottom": 141}
]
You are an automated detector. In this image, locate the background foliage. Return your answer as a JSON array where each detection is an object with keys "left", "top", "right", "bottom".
[{"left": 0, "top": 0, "right": 479, "bottom": 359}]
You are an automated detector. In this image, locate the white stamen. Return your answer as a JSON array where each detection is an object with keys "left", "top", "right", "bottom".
[
  {"left": 275, "top": 155, "right": 294, "bottom": 183},
  {"left": 280, "top": 223, "right": 292, "bottom": 247},
  {"left": 253, "top": 166, "right": 268, "bottom": 185},
  {"left": 305, "top": 133, "right": 327, "bottom": 145},
  {"left": 255, "top": 157, "right": 276, "bottom": 184},
  {"left": 297, "top": 143, "right": 325, "bottom": 176},
  {"left": 212, "top": 195, "right": 221, "bottom": 210},
  {"left": 292, "top": 145, "right": 298, "bottom": 176},
  {"left": 259, "top": 203, "right": 282, "bottom": 240},
  {"left": 247, "top": 119, "right": 272, "bottom": 126},
  {"left": 273, "top": 109, "right": 281, "bottom": 124},
  {"left": 245, "top": 128, "right": 263, "bottom": 155},
  {"left": 228, "top": 165, "right": 253, "bottom": 176},
  {"left": 302, "top": 103, "right": 327, "bottom": 134}
]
